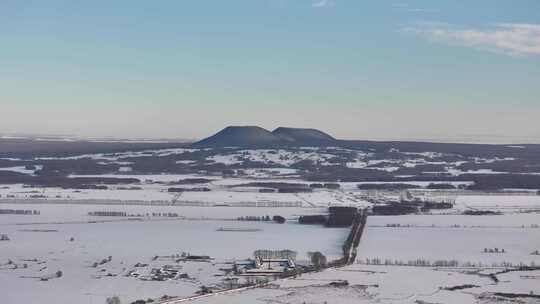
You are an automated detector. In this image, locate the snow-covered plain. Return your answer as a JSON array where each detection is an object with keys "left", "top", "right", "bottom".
[
  {"left": 1, "top": 145, "right": 540, "bottom": 303},
  {"left": 0, "top": 183, "right": 368, "bottom": 208},
  {"left": 0, "top": 203, "right": 348, "bottom": 304},
  {"left": 1, "top": 199, "right": 538, "bottom": 303},
  {"left": 191, "top": 263, "right": 540, "bottom": 304},
  {"left": 5, "top": 145, "right": 538, "bottom": 177},
  {"left": 0, "top": 165, "right": 42, "bottom": 176},
  {"left": 189, "top": 214, "right": 540, "bottom": 304},
  {"left": 359, "top": 214, "right": 540, "bottom": 265}
]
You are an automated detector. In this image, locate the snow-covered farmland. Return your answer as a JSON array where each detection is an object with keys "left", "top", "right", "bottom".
[
  {"left": 191, "top": 263, "right": 540, "bottom": 304},
  {"left": 0, "top": 183, "right": 368, "bottom": 208},
  {"left": 0, "top": 165, "right": 43, "bottom": 176},
  {"left": 1, "top": 142, "right": 540, "bottom": 303},
  {"left": 1, "top": 192, "right": 539, "bottom": 303},
  {"left": 359, "top": 214, "right": 540, "bottom": 265},
  {"left": 0, "top": 203, "right": 348, "bottom": 304},
  {"left": 207, "top": 149, "right": 337, "bottom": 166}
]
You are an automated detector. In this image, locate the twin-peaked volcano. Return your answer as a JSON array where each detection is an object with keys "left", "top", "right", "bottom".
[{"left": 193, "top": 126, "right": 336, "bottom": 147}]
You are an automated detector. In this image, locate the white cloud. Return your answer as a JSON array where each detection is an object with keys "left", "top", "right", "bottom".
[
  {"left": 406, "top": 8, "right": 439, "bottom": 13},
  {"left": 392, "top": 3, "right": 439, "bottom": 13},
  {"left": 312, "top": 0, "right": 333, "bottom": 8},
  {"left": 405, "top": 23, "right": 540, "bottom": 56}
]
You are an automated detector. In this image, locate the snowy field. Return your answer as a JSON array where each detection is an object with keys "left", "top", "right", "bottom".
[
  {"left": 0, "top": 177, "right": 374, "bottom": 208},
  {"left": 0, "top": 203, "right": 348, "bottom": 304},
  {"left": 454, "top": 195, "right": 540, "bottom": 212},
  {"left": 2, "top": 175, "right": 539, "bottom": 211},
  {"left": 4, "top": 145, "right": 540, "bottom": 179},
  {"left": 359, "top": 214, "right": 540, "bottom": 265},
  {"left": 191, "top": 264, "right": 540, "bottom": 304},
  {"left": 1, "top": 174, "right": 539, "bottom": 303},
  {"left": 191, "top": 212, "right": 540, "bottom": 304}
]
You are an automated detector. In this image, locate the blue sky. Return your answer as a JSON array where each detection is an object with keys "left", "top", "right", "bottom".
[{"left": 1, "top": 0, "right": 539, "bottom": 142}]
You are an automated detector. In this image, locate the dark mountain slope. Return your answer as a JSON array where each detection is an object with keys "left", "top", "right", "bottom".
[
  {"left": 272, "top": 127, "right": 336, "bottom": 144},
  {"left": 192, "top": 126, "right": 283, "bottom": 147}
]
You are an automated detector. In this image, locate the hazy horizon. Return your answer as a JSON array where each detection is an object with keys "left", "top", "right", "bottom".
[{"left": 2, "top": 128, "right": 540, "bottom": 145}]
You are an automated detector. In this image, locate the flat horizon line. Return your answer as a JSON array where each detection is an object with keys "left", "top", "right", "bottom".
[{"left": 2, "top": 133, "right": 540, "bottom": 145}]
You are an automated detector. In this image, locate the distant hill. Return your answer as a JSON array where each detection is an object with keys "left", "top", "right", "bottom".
[
  {"left": 193, "top": 126, "right": 283, "bottom": 147},
  {"left": 272, "top": 127, "right": 336, "bottom": 144},
  {"left": 193, "top": 126, "right": 337, "bottom": 147}
]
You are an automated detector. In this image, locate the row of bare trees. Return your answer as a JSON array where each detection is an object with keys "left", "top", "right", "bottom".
[{"left": 360, "top": 257, "right": 538, "bottom": 268}]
